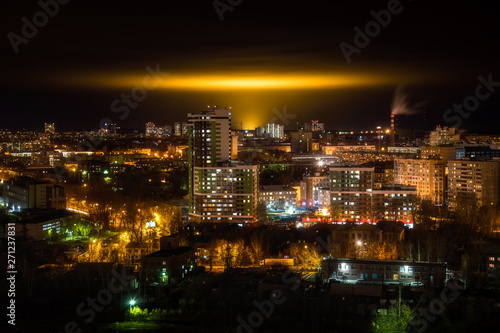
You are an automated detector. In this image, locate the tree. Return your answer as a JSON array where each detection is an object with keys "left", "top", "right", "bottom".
[
  {"left": 372, "top": 303, "right": 413, "bottom": 333},
  {"left": 249, "top": 233, "right": 265, "bottom": 265},
  {"left": 454, "top": 192, "right": 480, "bottom": 235},
  {"left": 123, "top": 201, "right": 151, "bottom": 244},
  {"left": 289, "top": 243, "right": 322, "bottom": 268},
  {"left": 73, "top": 218, "right": 93, "bottom": 238},
  {"left": 411, "top": 196, "right": 437, "bottom": 232}
]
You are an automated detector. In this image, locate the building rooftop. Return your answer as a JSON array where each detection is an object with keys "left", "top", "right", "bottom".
[
  {"left": 10, "top": 177, "right": 52, "bottom": 186},
  {"left": 144, "top": 246, "right": 194, "bottom": 258},
  {"left": 323, "top": 257, "right": 446, "bottom": 266},
  {"left": 351, "top": 223, "right": 380, "bottom": 232},
  {"left": 14, "top": 209, "right": 73, "bottom": 224},
  {"left": 259, "top": 185, "right": 297, "bottom": 192}
]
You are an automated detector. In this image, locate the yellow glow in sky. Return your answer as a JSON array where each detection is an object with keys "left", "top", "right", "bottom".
[{"left": 70, "top": 72, "right": 395, "bottom": 90}]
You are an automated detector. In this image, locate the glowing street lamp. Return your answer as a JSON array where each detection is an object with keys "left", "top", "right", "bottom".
[
  {"left": 357, "top": 241, "right": 364, "bottom": 259},
  {"left": 129, "top": 299, "right": 136, "bottom": 307}
]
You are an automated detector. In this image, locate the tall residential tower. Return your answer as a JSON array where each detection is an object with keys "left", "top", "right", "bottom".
[{"left": 188, "top": 107, "right": 258, "bottom": 223}]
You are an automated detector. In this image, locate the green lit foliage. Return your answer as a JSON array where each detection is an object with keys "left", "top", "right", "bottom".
[
  {"left": 372, "top": 304, "right": 414, "bottom": 333},
  {"left": 127, "top": 306, "right": 179, "bottom": 321}
]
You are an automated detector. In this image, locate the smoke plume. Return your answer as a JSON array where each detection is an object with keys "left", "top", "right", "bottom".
[{"left": 391, "top": 85, "right": 426, "bottom": 115}]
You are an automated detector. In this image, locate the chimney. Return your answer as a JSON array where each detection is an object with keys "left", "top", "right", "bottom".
[{"left": 390, "top": 114, "right": 395, "bottom": 147}]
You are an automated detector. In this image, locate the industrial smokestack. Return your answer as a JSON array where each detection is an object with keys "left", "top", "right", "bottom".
[
  {"left": 390, "top": 114, "right": 395, "bottom": 147},
  {"left": 377, "top": 126, "right": 382, "bottom": 151}
]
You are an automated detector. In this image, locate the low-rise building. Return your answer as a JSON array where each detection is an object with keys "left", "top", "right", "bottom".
[
  {"left": 142, "top": 235, "right": 196, "bottom": 285},
  {"left": 3, "top": 177, "right": 66, "bottom": 211},
  {"left": 321, "top": 258, "right": 448, "bottom": 287},
  {"left": 7, "top": 209, "right": 73, "bottom": 241},
  {"left": 486, "top": 245, "right": 500, "bottom": 286},
  {"left": 332, "top": 221, "right": 405, "bottom": 249},
  {"left": 259, "top": 185, "right": 297, "bottom": 210},
  {"left": 290, "top": 130, "right": 313, "bottom": 153}
]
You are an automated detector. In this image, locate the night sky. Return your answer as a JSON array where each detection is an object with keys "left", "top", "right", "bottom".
[{"left": 1, "top": 0, "right": 499, "bottom": 132}]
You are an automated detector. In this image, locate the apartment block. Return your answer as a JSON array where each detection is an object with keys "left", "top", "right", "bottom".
[
  {"left": 394, "top": 159, "right": 446, "bottom": 205},
  {"left": 259, "top": 185, "right": 297, "bottom": 210},
  {"left": 190, "top": 165, "right": 258, "bottom": 223},
  {"left": 330, "top": 166, "right": 416, "bottom": 221},
  {"left": 447, "top": 160, "right": 500, "bottom": 209}
]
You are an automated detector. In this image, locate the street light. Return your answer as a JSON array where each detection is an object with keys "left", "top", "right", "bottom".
[
  {"left": 357, "top": 241, "right": 364, "bottom": 259},
  {"left": 129, "top": 299, "right": 136, "bottom": 306}
]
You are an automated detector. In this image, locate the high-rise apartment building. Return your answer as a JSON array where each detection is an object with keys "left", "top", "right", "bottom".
[
  {"left": 394, "top": 159, "right": 447, "bottom": 205},
  {"left": 188, "top": 108, "right": 231, "bottom": 167},
  {"left": 190, "top": 165, "right": 259, "bottom": 223},
  {"left": 266, "top": 123, "right": 284, "bottom": 139},
  {"left": 44, "top": 123, "right": 55, "bottom": 135},
  {"left": 188, "top": 107, "right": 258, "bottom": 223},
  {"left": 181, "top": 122, "right": 189, "bottom": 137},
  {"left": 145, "top": 122, "right": 155, "bottom": 137},
  {"left": 447, "top": 160, "right": 500, "bottom": 210},
  {"left": 174, "top": 122, "right": 182, "bottom": 137},
  {"left": 429, "top": 126, "right": 459, "bottom": 146},
  {"left": 330, "top": 166, "right": 416, "bottom": 221}
]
